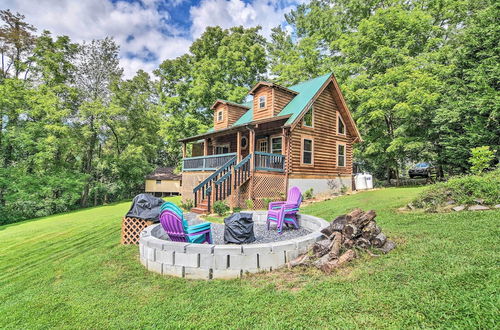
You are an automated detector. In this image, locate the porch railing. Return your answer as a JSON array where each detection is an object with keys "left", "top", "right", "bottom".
[
  {"left": 254, "top": 152, "right": 285, "bottom": 172},
  {"left": 233, "top": 154, "right": 252, "bottom": 188},
  {"left": 183, "top": 153, "right": 237, "bottom": 171}
]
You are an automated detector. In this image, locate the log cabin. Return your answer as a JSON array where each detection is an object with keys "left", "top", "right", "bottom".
[{"left": 179, "top": 73, "right": 362, "bottom": 214}]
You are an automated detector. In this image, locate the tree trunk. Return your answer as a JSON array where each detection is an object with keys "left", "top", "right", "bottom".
[
  {"left": 356, "top": 237, "right": 371, "bottom": 249},
  {"left": 313, "top": 239, "right": 331, "bottom": 258},
  {"left": 320, "top": 249, "right": 356, "bottom": 274},
  {"left": 371, "top": 232, "right": 387, "bottom": 248},
  {"left": 362, "top": 221, "right": 381, "bottom": 239},
  {"left": 342, "top": 224, "right": 359, "bottom": 239},
  {"left": 288, "top": 254, "right": 310, "bottom": 268},
  {"left": 329, "top": 232, "right": 342, "bottom": 259}
]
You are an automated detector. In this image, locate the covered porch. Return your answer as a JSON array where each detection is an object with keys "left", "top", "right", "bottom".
[{"left": 181, "top": 117, "right": 289, "bottom": 173}]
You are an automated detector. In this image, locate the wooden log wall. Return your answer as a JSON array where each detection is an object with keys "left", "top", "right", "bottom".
[{"left": 289, "top": 82, "right": 355, "bottom": 177}]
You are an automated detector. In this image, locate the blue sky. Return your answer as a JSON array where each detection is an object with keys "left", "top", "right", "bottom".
[{"left": 4, "top": 0, "right": 302, "bottom": 77}]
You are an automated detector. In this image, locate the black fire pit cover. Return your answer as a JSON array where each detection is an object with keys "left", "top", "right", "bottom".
[
  {"left": 224, "top": 212, "right": 255, "bottom": 244},
  {"left": 125, "top": 193, "right": 164, "bottom": 222}
]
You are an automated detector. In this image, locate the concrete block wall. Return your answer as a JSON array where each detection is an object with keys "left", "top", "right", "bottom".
[{"left": 139, "top": 211, "right": 328, "bottom": 280}]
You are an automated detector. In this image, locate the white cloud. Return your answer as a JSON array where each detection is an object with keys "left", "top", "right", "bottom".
[
  {"left": 2, "top": 0, "right": 192, "bottom": 78},
  {"left": 2, "top": 0, "right": 303, "bottom": 78},
  {"left": 190, "top": 0, "right": 297, "bottom": 39}
]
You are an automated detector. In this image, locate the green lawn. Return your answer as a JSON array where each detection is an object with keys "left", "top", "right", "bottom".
[{"left": 1, "top": 189, "right": 498, "bottom": 328}]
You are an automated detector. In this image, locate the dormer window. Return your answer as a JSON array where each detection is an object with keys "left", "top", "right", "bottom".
[
  {"left": 338, "top": 113, "right": 345, "bottom": 135},
  {"left": 217, "top": 110, "right": 223, "bottom": 122},
  {"left": 259, "top": 96, "right": 266, "bottom": 109},
  {"left": 303, "top": 106, "right": 313, "bottom": 127}
]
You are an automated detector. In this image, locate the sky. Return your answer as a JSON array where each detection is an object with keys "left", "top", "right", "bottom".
[{"left": 2, "top": 0, "right": 302, "bottom": 78}]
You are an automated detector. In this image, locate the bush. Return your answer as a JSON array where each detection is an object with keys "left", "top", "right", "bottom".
[
  {"left": 411, "top": 167, "right": 500, "bottom": 208},
  {"left": 261, "top": 198, "right": 272, "bottom": 209},
  {"left": 469, "top": 146, "right": 495, "bottom": 174},
  {"left": 304, "top": 188, "right": 314, "bottom": 200},
  {"left": 180, "top": 199, "right": 193, "bottom": 211},
  {"left": 245, "top": 199, "right": 254, "bottom": 210},
  {"left": 213, "top": 200, "right": 230, "bottom": 216},
  {"left": 340, "top": 185, "right": 348, "bottom": 194}
]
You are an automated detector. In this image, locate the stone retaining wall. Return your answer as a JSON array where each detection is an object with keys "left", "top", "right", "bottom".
[{"left": 138, "top": 211, "right": 328, "bottom": 280}]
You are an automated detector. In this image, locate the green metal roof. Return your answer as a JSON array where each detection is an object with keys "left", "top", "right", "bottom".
[{"left": 204, "top": 73, "right": 332, "bottom": 132}]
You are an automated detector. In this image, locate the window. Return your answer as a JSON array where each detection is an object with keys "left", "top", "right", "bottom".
[
  {"left": 338, "top": 113, "right": 345, "bottom": 135},
  {"left": 258, "top": 139, "right": 268, "bottom": 152},
  {"left": 302, "top": 138, "right": 313, "bottom": 165},
  {"left": 271, "top": 136, "right": 282, "bottom": 154},
  {"left": 303, "top": 106, "right": 313, "bottom": 127},
  {"left": 156, "top": 180, "right": 162, "bottom": 184},
  {"left": 241, "top": 136, "right": 248, "bottom": 149},
  {"left": 338, "top": 144, "right": 346, "bottom": 167},
  {"left": 217, "top": 110, "right": 223, "bottom": 122},
  {"left": 214, "top": 144, "right": 229, "bottom": 154},
  {"left": 259, "top": 95, "right": 266, "bottom": 109}
]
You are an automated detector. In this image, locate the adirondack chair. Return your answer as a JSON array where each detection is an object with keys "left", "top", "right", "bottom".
[
  {"left": 266, "top": 186, "right": 302, "bottom": 234},
  {"left": 159, "top": 202, "right": 212, "bottom": 244}
]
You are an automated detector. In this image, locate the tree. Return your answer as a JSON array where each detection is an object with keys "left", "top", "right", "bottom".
[{"left": 0, "top": 9, "right": 36, "bottom": 80}]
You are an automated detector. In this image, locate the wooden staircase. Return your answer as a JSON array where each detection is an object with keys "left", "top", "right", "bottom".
[
  {"left": 191, "top": 199, "right": 209, "bottom": 214},
  {"left": 192, "top": 154, "right": 252, "bottom": 214}
]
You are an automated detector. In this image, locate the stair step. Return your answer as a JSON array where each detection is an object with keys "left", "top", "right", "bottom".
[{"left": 191, "top": 207, "right": 208, "bottom": 214}]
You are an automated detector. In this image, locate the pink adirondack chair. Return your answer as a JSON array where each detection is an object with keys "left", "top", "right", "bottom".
[
  {"left": 159, "top": 207, "right": 212, "bottom": 244},
  {"left": 266, "top": 186, "right": 302, "bottom": 234}
]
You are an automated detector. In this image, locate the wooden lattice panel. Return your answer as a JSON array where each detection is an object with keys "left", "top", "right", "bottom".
[
  {"left": 252, "top": 173, "right": 286, "bottom": 209},
  {"left": 121, "top": 217, "right": 154, "bottom": 245}
]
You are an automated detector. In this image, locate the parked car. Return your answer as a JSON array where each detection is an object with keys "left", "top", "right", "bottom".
[{"left": 408, "top": 162, "right": 435, "bottom": 178}]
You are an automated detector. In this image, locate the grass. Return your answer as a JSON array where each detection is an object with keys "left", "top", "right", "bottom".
[{"left": 1, "top": 189, "right": 498, "bottom": 328}]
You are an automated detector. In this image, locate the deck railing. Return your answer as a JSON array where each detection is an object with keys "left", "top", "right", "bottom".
[
  {"left": 183, "top": 153, "right": 237, "bottom": 171},
  {"left": 254, "top": 152, "right": 285, "bottom": 172}
]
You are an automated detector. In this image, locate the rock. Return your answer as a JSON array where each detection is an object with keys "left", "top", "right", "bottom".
[
  {"left": 474, "top": 198, "right": 485, "bottom": 205},
  {"left": 445, "top": 200, "right": 455, "bottom": 205},
  {"left": 452, "top": 205, "right": 465, "bottom": 212},
  {"left": 407, "top": 203, "right": 415, "bottom": 210},
  {"left": 468, "top": 205, "right": 490, "bottom": 211},
  {"left": 494, "top": 204, "right": 500, "bottom": 209}
]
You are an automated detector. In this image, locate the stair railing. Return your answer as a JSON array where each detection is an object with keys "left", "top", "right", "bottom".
[
  {"left": 233, "top": 154, "right": 252, "bottom": 188},
  {"left": 193, "top": 156, "right": 237, "bottom": 209}
]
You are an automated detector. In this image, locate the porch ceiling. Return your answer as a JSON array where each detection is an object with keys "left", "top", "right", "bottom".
[{"left": 179, "top": 115, "right": 290, "bottom": 143}]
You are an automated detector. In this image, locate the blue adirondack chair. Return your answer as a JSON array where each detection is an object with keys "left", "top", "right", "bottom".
[{"left": 159, "top": 202, "right": 212, "bottom": 244}]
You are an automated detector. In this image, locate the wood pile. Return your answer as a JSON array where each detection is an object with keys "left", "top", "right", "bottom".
[{"left": 288, "top": 209, "right": 396, "bottom": 273}]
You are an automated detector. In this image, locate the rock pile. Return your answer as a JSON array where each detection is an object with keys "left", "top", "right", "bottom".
[{"left": 288, "top": 209, "right": 396, "bottom": 273}]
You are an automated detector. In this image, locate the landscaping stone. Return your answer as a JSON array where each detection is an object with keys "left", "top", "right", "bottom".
[
  {"left": 474, "top": 198, "right": 485, "bottom": 205},
  {"left": 407, "top": 203, "right": 415, "bottom": 210},
  {"left": 445, "top": 200, "right": 456, "bottom": 205},
  {"left": 468, "top": 205, "right": 490, "bottom": 211},
  {"left": 494, "top": 204, "right": 500, "bottom": 209},
  {"left": 138, "top": 211, "right": 327, "bottom": 280},
  {"left": 452, "top": 205, "right": 465, "bottom": 212}
]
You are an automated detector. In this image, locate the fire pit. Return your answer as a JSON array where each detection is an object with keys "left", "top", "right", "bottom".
[{"left": 138, "top": 211, "right": 328, "bottom": 279}]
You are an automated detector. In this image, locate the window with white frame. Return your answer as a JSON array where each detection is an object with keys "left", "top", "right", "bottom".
[
  {"left": 338, "top": 113, "right": 345, "bottom": 135},
  {"left": 156, "top": 180, "right": 161, "bottom": 184},
  {"left": 259, "top": 95, "right": 266, "bottom": 109},
  {"left": 217, "top": 110, "right": 223, "bottom": 122},
  {"left": 271, "top": 137, "right": 282, "bottom": 154},
  {"left": 337, "top": 144, "right": 346, "bottom": 167},
  {"left": 214, "top": 144, "right": 229, "bottom": 154},
  {"left": 302, "top": 138, "right": 313, "bottom": 164},
  {"left": 303, "top": 106, "right": 313, "bottom": 127}
]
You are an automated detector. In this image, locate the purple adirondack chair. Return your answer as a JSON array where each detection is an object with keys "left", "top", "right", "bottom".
[
  {"left": 266, "top": 186, "right": 302, "bottom": 234},
  {"left": 159, "top": 209, "right": 212, "bottom": 244}
]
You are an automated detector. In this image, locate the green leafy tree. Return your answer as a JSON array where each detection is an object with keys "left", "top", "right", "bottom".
[{"left": 469, "top": 146, "right": 495, "bottom": 175}]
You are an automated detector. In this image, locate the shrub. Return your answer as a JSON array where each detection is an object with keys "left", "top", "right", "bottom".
[
  {"left": 180, "top": 199, "right": 193, "bottom": 211},
  {"left": 304, "top": 188, "right": 314, "bottom": 200},
  {"left": 469, "top": 146, "right": 495, "bottom": 174},
  {"left": 411, "top": 167, "right": 500, "bottom": 208},
  {"left": 232, "top": 207, "right": 242, "bottom": 213},
  {"left": 213, "top": 200, "right": 230, "bottom": 216},
  {"left": 340, "top": 185, "right": 348, "bottom": 194},
  {"left": 261, "top": 197, "right": 272, "bottom": 209},
  {"left": 245, "top": 199, "right": 254, "bottom": 210}
]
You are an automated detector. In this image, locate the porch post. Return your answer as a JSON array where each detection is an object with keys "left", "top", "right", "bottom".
[
  {"left": 182, "top": 142, "right": 187, "bottom": 158},
  {"left": 283, "top": 127, "right": 290, "bottom": 194},
  {"left": 203, "top": 138, "right": 209, "bottom": 156},
  {"left": 236, "top": 131, "right": 242, "bottom": 162},
  {"left": 249, "top": 128, "right": 255, "bottom": 172}
]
